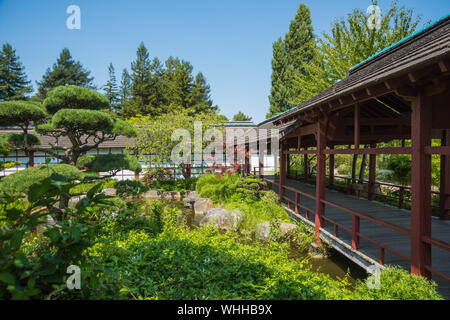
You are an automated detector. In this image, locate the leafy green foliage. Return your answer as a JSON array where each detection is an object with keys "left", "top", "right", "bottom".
[
  {"left": 115, "top": 180, "right": 148, "bottom": 198},
  {"left": 128, "top": 109, "right": 223, "bottom": 169},
  {"left": 386, "top": 154, "right": 411, "bottom": 186},
  {"left": 43, "top": 85, "right": 109, "bottom": 114},
  {"left": 77, "top": 154, "right": 141, "bottom": 174},
  {"left": 353, "top": 267, "right": 442, "bottom": 300},
  {"left": 0, "top": 164, "right": 83, "bottom": 200},
  {"left": 0, "top": 101, "right": 47, "bottom": 127},
  {"left": 293, "top": 0, "right": 422, "bottom": 104},
  {"left": 196, "top": 174, "right": 266, "bottom": 203},
  {"left": 0, "top": 132, "right": 41, "bottom": 148},
  {"left": 0, "top": 172, "right": 111, "bottom": 300},
  {"left": 232, "top": 111, "right": 252, "bottom": 122}
]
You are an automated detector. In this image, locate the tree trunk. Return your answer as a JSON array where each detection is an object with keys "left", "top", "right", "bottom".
[
  {"left": 359, "top": 153, "right": 368, "bottom": 184},
  {"left": 351, "top": 155, "right": 358, "bottom": 184}
]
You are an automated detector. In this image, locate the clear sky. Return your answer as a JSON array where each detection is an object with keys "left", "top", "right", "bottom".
[{"left": 0, "top": 0, "right": 449, "bottom": 123}]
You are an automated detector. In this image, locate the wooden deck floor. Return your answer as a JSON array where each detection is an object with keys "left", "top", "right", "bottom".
[{"left": 265, "top": 176, "right": 450, "bottom": 299}]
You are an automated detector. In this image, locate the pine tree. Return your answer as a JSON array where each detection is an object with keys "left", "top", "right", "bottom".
[
  {"left": 124, "top": 42, "right": 154, "bottom": 117},
  {"left": 267, "top": 3, "right": 315, "bottom": 118},
  {"left": 36, "top": 48, "right": 94, "bottom": 100},
  {"left": 267, "top": 38, "right": 292, "bottom": 118},
  {"left": 190, "top": 72, "right": 217, "bottom": 114},
  {"left": 163, "top": 57, "right": 194, "bottom": 109},
  {"left": 0, "top": 43, "right": 32, "bottom": 101},
  {"left": 232, "top": 112, "right": 252, "bottom": 122},
  {"left": 120, "top": 68, "right": 131, "bottom": 109},
  {"left": 103, "top": 63, "right": 120, "bottom": 112}
]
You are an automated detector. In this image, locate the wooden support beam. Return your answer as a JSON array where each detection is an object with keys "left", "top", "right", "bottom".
[
  {"left": 354, "top": 103, "right": 360, "bottom": 149},
  {"left": 279, "top": 143, "right": 286, "bottom": 201},
  {"left": 410, "top": 93, "right": 432, "bottom": 279},
  {"left": 315, "top": 121, "right": 327, "bottom": 244},
  {"left": 368, "top": 143, "right": 377, "bottom": 201},
  {"left": 329, "top": 146, "right": 335, "bottom": 189}
]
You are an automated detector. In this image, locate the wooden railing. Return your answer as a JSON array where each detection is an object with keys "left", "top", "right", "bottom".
[{"left": 260, "top": 175, "right": 450, "bottom": 283}]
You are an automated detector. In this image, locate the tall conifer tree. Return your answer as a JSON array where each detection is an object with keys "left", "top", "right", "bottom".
[
  {"left": 0, "top": 43, "right": 32, "bottom": 101},
  {"left": 36, "top": 48, "right": 94, "bottom": 100},
  {"left": 103, "top": 63, "right": 120, "bottom": 112}
]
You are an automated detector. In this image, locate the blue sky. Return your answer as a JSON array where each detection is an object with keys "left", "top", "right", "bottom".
[{"left": 0, "top": 0, "right": 449, "bottom": 123}]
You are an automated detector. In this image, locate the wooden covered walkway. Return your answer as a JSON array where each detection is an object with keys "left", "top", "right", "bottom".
[{"left": 264, "top": 175, "right": 450, "bottom": 298}]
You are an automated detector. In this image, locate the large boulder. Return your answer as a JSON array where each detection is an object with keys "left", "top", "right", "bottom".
[
  {"left": 162, "top": 191, "right": 181, "bottom": 201},
  {"left": 193, "top": 198, "right": 212, "bottom": 218},
  {"left": 200, "top": 208, "right": 230, "bottom": 230},
  {"left": 278, "top": 223, "right": 297, "bottom": 237},
  {"left": 228, "top": 209, "right": 244, "bottom": 231},
  {"left": 183, "top": 190, "right": 199, "bottom": 208},
  {"left": 142, "top": 189, "right": 163, "bottom": 200},
  {"left": 256, "top": 222, "right": 271, "bottom": 242},
  {"left": 68, "top": 194, "right": 86, "bottom": 207},
  {"left": 102, "top": 188, "right": 117, "bottom": 196}
]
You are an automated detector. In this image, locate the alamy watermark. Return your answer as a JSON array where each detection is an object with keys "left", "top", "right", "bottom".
[
  {"left": 66, "top": 265, "right": 81, "bottom": 290},
  {"left": 366, "top": 265, "right": 381, "bottom": 290},
  {"left": 170, "top": 122, "right": 279, "bottom": 168},
  {"left": 367, "top": 5, "right": 382, "bottom": 31},
  {"left": 66, "top": 5, "right": 81, "bottom": 30}
]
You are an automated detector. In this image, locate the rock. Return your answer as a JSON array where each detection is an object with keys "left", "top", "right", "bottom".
[
  {"left": 200, "top": 208, "right": 231, "bottom": 230},
  {"left": 185, "top": 190, "right": 199, "bottom": 200},
  {"left": 102, "top": 188, "right": 117, "bottom": 196},
  {"left": 256, "top": 222, "right": 271, "bottom": 242},
  {"left": 278, "top": 223, "right": 297, "bottom": 237},
  {"left": 68, "top": 195, "right": 86, "bottom": 207},
  {"left": 142, "top": 189, "right": 163, "bottom": 200},
  {"left": 193, "top": 198, "right": 212, "bottom": 218},
  {"left": 183, "top": 191, "right": 200, "bottom": 207},
  {"left": 229, "top": 209, "right": 244, "bottom": 231},
  {"left": 162, "top": 191, "right": 181, "bottom": 201}
]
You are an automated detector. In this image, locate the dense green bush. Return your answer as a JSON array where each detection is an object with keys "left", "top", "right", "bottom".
[
  {"left": 0, "top": 172, "right": 113, "bottom": 299},
  {"left": 150, "top": 177, "right": 198, "bottom": 194},
  {"left": 115, "top": 180, "right": 148, "bottom": 198},
  {"left": 0, "top": 164, "right": 83, "bottom": 200},
  {"left": 85, "top": 212, "right": 351, "bottom": 300},
  {"left": 353, "top": 266, "right": 442, "bottom": 300}
]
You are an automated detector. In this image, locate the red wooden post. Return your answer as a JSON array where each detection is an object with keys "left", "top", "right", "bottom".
[
  {"left": 410, "top": 93, "right": 432, "bottom": 279},
  {"left": 245, "top": 143, "right": 250, "bottom": 176},
  {"left": 329, "top": 146, "right": 335, "bottom": 189},
  {"left": 295, "top": 192, "right": 300, "bottom": 215},
  {"left": 134, "top": 171, "right": 140, "bottom": 180},
  {"left": 440, "top": 130, "right": 450, "bottom": 220},
  {"left": 352, "top": 215, "right": 360, "bottom": 249},
  {"left": 186, "top": 163, "right": 191, "bottom": 178},
  {"left": 279, "top": 143, "right": 286, "bottom": 202},
  {"left": 379, "top": 248, "right": 385, "bottom": 265},
  {"left": 368, "top": 143, "right": 377, "bottom": 201},
  {"left": 315, "top": 121, "right": 327, "bottom": 244},
  {"left": 304, "top": 150, "right": 308, "bottom": 182}
]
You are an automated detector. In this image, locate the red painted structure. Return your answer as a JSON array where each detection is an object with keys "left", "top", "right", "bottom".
[{"left": 257, "top": 16, "right": 450, "bottom": 283}]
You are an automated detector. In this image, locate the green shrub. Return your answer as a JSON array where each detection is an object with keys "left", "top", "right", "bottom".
[
  {"left": 352, "top": 266, "right": 442, "bottom": 300},
  {"left": 115, "top": 180, "right": 148, "bottom": 198},
  {"left": 0, "top": 164, "right": 83, "bottom": 200}
]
